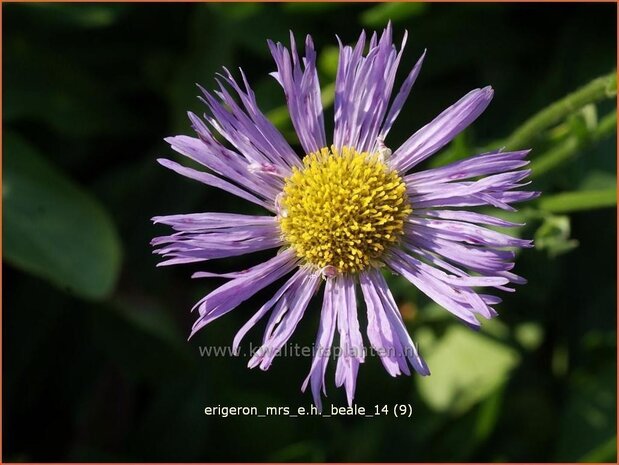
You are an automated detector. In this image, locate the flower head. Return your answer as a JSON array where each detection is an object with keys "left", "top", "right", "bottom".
[{"left": 152, "top": 24, "right": 539, "bottom": 409}]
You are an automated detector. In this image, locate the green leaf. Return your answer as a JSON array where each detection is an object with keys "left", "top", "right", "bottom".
[
  {"left": 538, "top": 189, "right": 616, "bottom": 213},
  {"left": 360, "top": 2, "right": 427, "bottom": 27},
  {"left": 3, "top": 133, "right": 121, "bottom": 300},
  {"left": 416, "top": 325, "right": 520, "bottom": 414}
]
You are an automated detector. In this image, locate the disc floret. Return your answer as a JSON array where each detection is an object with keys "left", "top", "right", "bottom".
[{"left": 278, "top": 146, "right": 411, "bottom": 274}]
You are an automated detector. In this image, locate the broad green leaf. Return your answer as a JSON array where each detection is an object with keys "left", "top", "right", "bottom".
[
  {"left": 3, "top": 133, "right": 121, "bottom": 299},
  {"left": 417, "top": 325, "right": 520, "bottom": 413},
  {"left": 538, "top": 188, "right": 616, "bottom": 213}
]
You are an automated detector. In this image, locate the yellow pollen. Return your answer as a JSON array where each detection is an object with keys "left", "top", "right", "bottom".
[{"left": 278, "top": 146, "right": 411, "bottom": 274}]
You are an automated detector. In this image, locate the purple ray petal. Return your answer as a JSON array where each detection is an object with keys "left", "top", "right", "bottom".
[
  {"left": 390, "top": 87, "right": 494, "bottom": 173},
  {"left": 379, "top": 49, "right": 426, "bottom": 140},
  {"left": 189, "top": 249, "right": 298, "bottom": 338},
  {"left": 153, "top": 212, "right": 277, "bottom": 231},
  {"left": 405, "top": 150, "right": 530, "bottom": 186},
  {"left": 361, "top": 269, "right": 430, "bottom": 376},
  {"left": 334, "top": 24, "right": 425, "bottom": 154},
  {"left": 269, "top": 33, "right": 326, "bottom": 154},
  {"left": 165, "top": 133, "right": 280, "bottom": 202},
  {"left": 248, "top": 270, "right": 321, "bottom": 370},
  {"left": 302, "top": 278, "right": 338, "bottom": 412},
  {"left": 387, "top": 249, "right": 488, "bottom": 328},
  {"left": 415, "top": 209, "right": 524, "bottom": 228},
  {"left": 406, "top": 218, "right": 533, "bottom": 249},
  {"left": 157, "top": 158, "right": 274, "bottom": 211},
  {"left": 334, "top": 275, "right": 364, "bottom": 406},
  {"left": 233, "top": 268, "right": 310, "bottom": 353}
]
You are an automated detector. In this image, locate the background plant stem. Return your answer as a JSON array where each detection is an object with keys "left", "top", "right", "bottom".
[{"left": 503, "top": 71, "right": 617, "bottom": 151}]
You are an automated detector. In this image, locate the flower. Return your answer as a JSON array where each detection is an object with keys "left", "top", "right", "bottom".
[{"left": 152, "top": 24, "right": 539, "bottom": 409}]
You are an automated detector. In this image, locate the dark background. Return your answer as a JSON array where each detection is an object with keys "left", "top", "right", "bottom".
[{"left": 3, "top": 2, "right": 617, "bottom": 462}]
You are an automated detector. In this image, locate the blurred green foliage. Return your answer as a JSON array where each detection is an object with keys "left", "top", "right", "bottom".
[{"left": 3, "top": 2, "right": 616, "bottom": 462}]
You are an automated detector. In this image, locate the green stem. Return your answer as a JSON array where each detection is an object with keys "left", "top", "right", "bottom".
[
  {"left": 530, "top": 110, "right": 617, "bottom": 178},
  {"left": 538, "top": 188, "right": 617, "bottom": 213},
  {"left": 503, "top": 71, "right": 617, "bottom": 150}
]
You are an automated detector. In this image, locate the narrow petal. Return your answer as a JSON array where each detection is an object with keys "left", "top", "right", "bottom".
[
  {"left": 409, "top": 169, "right": 531, "bottom": 198},
  {"left": 157, "top": 158, "right": 273, "bottom": 211},
  {"left": 153, "top": 212, "right": 277, "bottom": 231},
  {"left": 416, "top": 209, "right": 524, "bottom": 228},
  {"left": 360, "top": 269, "right": 429, "bottom": 376},
  {"left": 269, "top": 33, "right": 327, "bottom": 154},
  {"left": 334, "top": 275, "right": 364, "bottom": 406},
  {"left": 189, "top": 249, "right": 298, "bottom": 338},
  {"left": 248, "top": 270, "right": 321, "bottom": 370},
  {"left": 233, "top": 268, "right": 310, "bottom": 353},
  {"left": 406, "top": 218, "right": 533, "bottom": 249},
  {"left": 165, "top": 132, "right": 279, "bottom": 202},
  {"left": 334, "top": 24, "right": 424, "bottom": 154},
  {"left": 217, "top": 68, "right": 302, "bottom": 170},
  {"left": 152, "top": 214, "right": 281, "bottom": 267},
  {"left": 360, "top": 272, "right": 410, "bottom": 376},
  {"left": 409, "top": 189, "right": 540, "bottom": 210},
  {"left": 379, "top": 49, "right": 426, "bottom": 140},
  {"left": 301, "top": 278, "right": 338, "bottom": 411},
  {"left": 390, "top": 86, "right": 494, "bottom": 173},
  {"left": 406, "top": 150, "right": 530, "bottom": 186},
  {"left": 199, "top": 69, "right": 301, "bottom": 172},
  {"left": 407, "top": 234, "right": 516, "bottom": 275},
  {"left": 152, "top": 221, "right": 282, "bottom": 267},
  {"left": 387, "top": 249, "right": 487, "bottom": 328}
]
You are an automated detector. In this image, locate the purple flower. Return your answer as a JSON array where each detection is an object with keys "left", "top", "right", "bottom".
[{"left": 152, "top": 24, "right": 539, "bottom": 409}]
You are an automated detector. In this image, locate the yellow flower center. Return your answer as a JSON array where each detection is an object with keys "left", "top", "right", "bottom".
[{"left": 278, "top": 146, "right": 411, "bottom": 275}]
